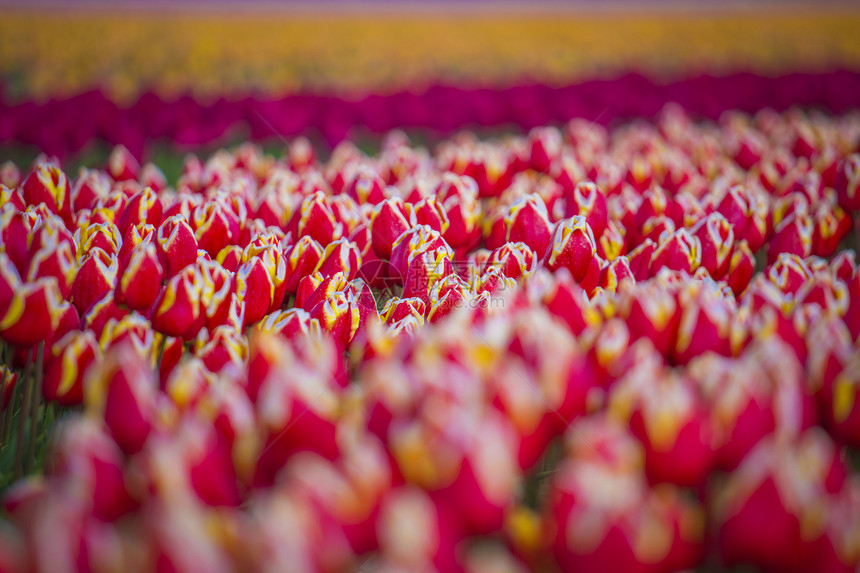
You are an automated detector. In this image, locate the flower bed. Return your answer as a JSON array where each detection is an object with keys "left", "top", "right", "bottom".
[{"left": 0, "top": 105, "right": 859, "bottom": 571}]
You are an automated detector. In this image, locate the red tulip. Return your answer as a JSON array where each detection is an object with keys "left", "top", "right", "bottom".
[
  {"left": 22, "top": 161, "right": 72, "bottom": 224},
  {"left": 545, "top": 216, "right": 599, "bottom": 284},
  {"left": 107, "top": 144, "right": 140, "bottom": 182},
  {"left": 115, "top": 239, "right": 164, "bottom": 311},
  {"left": 369, "top": 198, "right": 410, "bottom": 260},
  {"left": 156, "top": 215, "right": 198, "bottom": 277},
  {"left": 345, "top": 164, "right": 386, "bottom": 205},
  {"left": 71, "top": 248, "right": 117, "bottom": 315},
  {"left": 691, "top": 212, "right": 734, "bottom": 279},
  {"left": 317, "top": 237, "right": 362, "bottom": 281},
  {"left": 43, "top": 330, "right": 99, "bottom": 406},
  {"left": 503, "top": 194, "right": 553, "bottom": 256},
  {"left": 84, "top": 343, "right": 156, "bottom": 454},
  {"left": 150, "top": 265, "right": 203, "bottom": 339}
]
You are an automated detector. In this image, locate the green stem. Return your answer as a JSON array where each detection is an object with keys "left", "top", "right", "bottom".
[
  {"left": 155, "top": 335, "right": 167, "bottom": 374},
  {"left": 24, "top": 341, "right": 44, "bottom": 474},
  {"left": 0, "top": 344, "right": 9, "bottom": 445},
  {"left": 13, "top": 349, "right": 34, "bottom": 479},
  {"left": 2, "top": 354, "right": 20, "bottom": 447}
]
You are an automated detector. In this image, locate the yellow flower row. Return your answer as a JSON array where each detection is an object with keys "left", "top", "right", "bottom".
[{"left": 1, "top": 8, "right": 860, "bottom": 102}]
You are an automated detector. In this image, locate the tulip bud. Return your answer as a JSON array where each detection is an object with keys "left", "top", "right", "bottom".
[
  {"left": 488, "top": 242, "right": 536, "bottom": 279},
  {"left": 545, "top": 216, "right": 598, "bottom": 283},
  {"left": 117, "top": 222, "right": 156, "bottom": 267},
  {"left": 85, "top": 344, "right": 156, "bottom": 454},
  {"left": 691, "top": 213, "right": 734, "bottom": 279},
  {"left": 565, "top": 181, "right": 608, "bottom": 238},
  {"left": 194, "top": 326, "right": 247, "bottom": 373},
  {"left": 115, "top": 239, "right": 164, "bottom": 311},
  {"left": 812, "top": 201, "right": 852, "bottom": 258},
  {"left": 0, "top": 277, "right": 70, "bottom": 346},
  {"left": 283, "top": 235, "right": 325, "bottom": 294},
  {"left": 726, "top": 239, "right": 755, "bottom": 296},
  {"left": 27, "top": 237, "right": 76, "bottom": 299},
  {"left": 288, "top": 191, "right": 344, "bottom": 246},
  {"left": 215, "top": 244, "right": 243, "bottom": 273},
  {"left": 427, "top": 273, "right": 471, "bottom": 323},
  {"left": 503, "top": 194, "right": 553, "bottom": 256},
  {"left": 390, "top": 225, "right": 452, "bottom": 280},
  {"left": 402, "top": 246, "right": 454, "bottom": 308},
  {"left": 409, "top": 196, "right": 450, "bottom": 235},
  {"left": 767, "top": 213, "right": 813, "bottom": 264},
  {"left": 0, "top": 366, "right": 17, "bottom": 420},
  {"left": 116, "top": 186, "right": 162, "bottom": 234},
  {"left": 76, "top": 221, "right": 122, "bottom": 259},
  {"left": 107, "top": 145, "right": 140, "bottom": 182},
  {"left": 257, "top": 307, "right": 321, "bottom": 339},
  {"left": 380, "top": 297, "right": 426, "bottom": 324},
  {"left": 836, "top": 153, "right": 860, "bottom": 211},
  {"left": 192, "top": 200, "right": 239, "bottom": 256},
  {"left": 650, "top": 229, "right": 700, "bottom": 275},
  {"left": 22, "top": 161, "right": 72, "bottom": 224},
  {"left": 436, "top": 173, "right": 481, "bottom": 249},
  {"left": 71, "top": 248, "right": 117, "bottom": 315},
  {"left": 345, "top": 164, "right": 386, "bottom": 205},
  {"left": 370, "top": 198, "right": 410, "bottom": 260},
  {"left": 156, "top": 215, "right": 198, "bottom": 277},
  {"left": 673, "top": 283, "right": 733, "bottom": 364},
  {"left": 151, "top": 265, "right": 203, "bottom": 339},
  {"left": 541, "top": 271, "right": 601, "bottom": 335},
  {"left": 528, "top": 126, "right": 562, "bottom": 173},
  {"left": 715, "top": 430, "right": 846, "bottom": 572},
  {"left": 317, "top": 237, "right": 362, "bottom": 281},
  {"left": 600, "top": 256, "right": 634, "bottom": 293},
  {"left": 43, "top": 330, "right": 99, "bottom": 406}
]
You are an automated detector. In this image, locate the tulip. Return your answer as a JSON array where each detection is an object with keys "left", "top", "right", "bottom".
[
  {"left": 370, "top": 198, "right": 410, "bottom": 260},
  {"left": 528, "top": 126, "right": 562, "bottom": 173},
  {"left": 565, "top": 181, "right": 608, "bottom": 238},
  {"left": 43, "top": 330, "right": 99, "bottom": 406},
  {"left": 288, "top": 191, "right": 344, "bottom": 246},
  {"left": 487, "top": 242, "right": 536, "bottom": 279},
  {"left": 22, "top": 161, "right": 72, "bottom": 224},
  {"left": 389, "top": 225, "right": 452, "bottom": 280},
  {"left": 714, "top": 430, "right": 848, "bottom": 572},
  {"left": 156, "top": 215, "right": 198, "bottom": 277},
  {"left": 836, "top": 153, "right": 860, "bottom": 211},
  {"left": 402, "top": 246, "right": 454, "bottom": 308},
  {"left": 192, "top": 200, "right": 239, "bottom": 256},
  {"left": 409, "top": 195, "right": 450, "bottom": 235},
  {"left": 650, "top": 229, "right": 700, "bottom": 276},
  {"left": 768, "top": 213, "right": 813, "bottom": 263},
  {"left": 27, "top": 237, "right": 76, "bottom": 299},
  {"left": 426, "top": 273, "right": 472, "bottom": 323},
  {"left": 691, "top": 212, "right": 734, "bottom": 279},
  {"left": 115, "top": 239, "right": 164, "bottom": 311},
  {"left": 436, "top": 173, "right": 481, "bottom": 249},
  {"left": 75, "top": 221, "right": 122, "bottom": 259},
  {"left": 380, "top": 297, "right": 426, "bottom": 324},
  {"left": 71, "top": 248, "right": 117, "bottom": 315},
  {"left": 317, "top": 237, "right": 362, "bottom": 281},
  {"left": 150, "top": 265, "right": 203, "bottom": 339},
  {"left": 545, "top": 216, "right": 599, "bottom": 284},
  {"left": 107, "top": 145, "right": 140, "bottom": 182},
  {"left": 84, "top": 344, "right": 156, "bottom": 454},
  {"left": 345, "top": 164, "right": 386, "bottom": 205},
  {"left": 503, "top": 194, "right": 553, "bottom": 256}
]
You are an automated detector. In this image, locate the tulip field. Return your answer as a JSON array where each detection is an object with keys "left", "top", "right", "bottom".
[{"left": 0, "top": 103, "right": 858, "bottom": 572}]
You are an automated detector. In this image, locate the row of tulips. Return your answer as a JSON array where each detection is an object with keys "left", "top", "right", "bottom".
[{"left": 0, "top": 104, "right": 859, "bottom": 572}]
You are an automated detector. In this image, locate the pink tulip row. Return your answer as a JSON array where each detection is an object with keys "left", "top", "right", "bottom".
[{"left": 0, "top": 104, "right": 859, "bottom": 572}]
